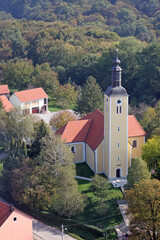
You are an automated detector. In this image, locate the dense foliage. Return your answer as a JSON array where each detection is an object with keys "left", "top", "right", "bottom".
[
  {"left": 127, "top": 157, "right": 151, "bottom": 188},
  {"left": 0, "top": 109, "right": 85, "bottom": 217},
  {"left": 0, "top": 1, "right": 160, "bottom": 107},
  {"left": 126, "top": 179, "right": 160, "bottom": 240}
]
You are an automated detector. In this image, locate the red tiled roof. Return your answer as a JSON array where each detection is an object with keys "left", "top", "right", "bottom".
[
  {"left": 128, "top": 115, "right": 146, "bottom": 137},
  {"left": 14, "top": 88, "right": 48, "bottom": 103},
  {"left": 81, "top": 109, "right": 104, "bottom": 150},
  {"left": 56, "top": 119, "right": 93, "bottom": 143},
  {"left": 0, "top": 201, "right": 14, "bottom": 226},
  {"left": 0, "top": 95, "right": 14, "bottom": 112},
  {"left": 0, "top": 85, "right": 10, "bottom": 95},
  {"left": 57, "top": 110, "right": 146, "bottom": 151}
]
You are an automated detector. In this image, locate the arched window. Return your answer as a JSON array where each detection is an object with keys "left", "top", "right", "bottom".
[{"left": 132, "top": 140, "right": 137, "bottom": 148}]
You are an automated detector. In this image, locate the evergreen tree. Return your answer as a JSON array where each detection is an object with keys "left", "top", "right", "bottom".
[
  {"left": 127, "top": 157, "right": 151, "bottom": 188},
  {"left": 29, "top": 120, "right": 49, "bottom": 157},
  {"left": 76, "top": 76, "right": 103, "bottom": 114}
]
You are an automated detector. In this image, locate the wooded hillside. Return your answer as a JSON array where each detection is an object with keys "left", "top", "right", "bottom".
[{"left": 0, "top": 0, "right": 160, "bottom": 106}]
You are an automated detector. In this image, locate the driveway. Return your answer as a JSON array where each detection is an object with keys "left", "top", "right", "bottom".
[{"left": 33, "top": 220, "right": 77, "bottom": 240}]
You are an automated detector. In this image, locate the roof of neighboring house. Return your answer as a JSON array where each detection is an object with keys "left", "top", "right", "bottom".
[
  {"left": 0, "top": 85, "right": 10, "bottom": 95},
  {"left": 128, "top": 115, "right": 147, "bottom": 137},
  {"left": 0, "top": 201, "right": 14, "bottom": 226},
  {"left": 57, "top": 110, "right": 146, "bottom": 151},
  {"left": 0, "top": 95, "right": 14, "bottom": 112},
  {"left": 14, "top": 88, "right": 48, "bottom": 103}
]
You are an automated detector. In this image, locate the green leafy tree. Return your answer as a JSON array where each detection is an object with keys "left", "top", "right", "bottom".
[
  {"left": 90, "top": 174, "right": 109, "bottom": 216},
  {"left": 76, "top": 76, "right": 103, "bottom": 114},
  {"left": 32, "top": 63, "right": 59, "bottom": 97},
  {"left": 140, "top": 107, "right": 157, "bottom": 138},
  {"left": 49, "top": 110, "right": 78, "bottom": 130},
  {"left": 127, "top": 157, "right": 151, "bottom": 188},
  {"left": 126, "top": 179, "right": 160, "bottom": 240},
  {"left": 1, "top": 60, "right": 34, "bottom": 90},
  {"left": 142, "top": 136, "right": 160, "bottom": 171},
  {"left": 9, "top": 132, "right": 85, "bottom": 217}
]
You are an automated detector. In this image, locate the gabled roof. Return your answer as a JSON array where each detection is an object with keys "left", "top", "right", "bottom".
[
  {"left": 57, "top": 110, "right": 146, "bottom": 151},
  {"left": 0, "top": 85, "right": 10, "bottom": 95},
  {"left": 0, "top": 201, "right": 14, "bottom": 226},
  {"left": 128, "top": 115, "right": 146, "bottom": 137},
  {"left": 0, "top": 95, "right": 14, "bottom": 112},
  {"left": 57, "top": 109, "right": 104, "bottom": 151},
  {"left": 14, "top": 88, "right": 48, "bottom": 103},
  {"left": 56, "top": 119, "right": 93, "bottom": 143},
  {"left": 81, "top": 109, "right": 104, "bottom": 150}
]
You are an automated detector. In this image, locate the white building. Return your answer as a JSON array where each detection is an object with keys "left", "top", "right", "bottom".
[{"left": 10, "top": 87, "right": 48, "bottom": 114}]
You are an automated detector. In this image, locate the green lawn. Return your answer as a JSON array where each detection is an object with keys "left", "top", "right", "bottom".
[
  {"left": 48, "top": 99, "right": 64, "bottom": 112},
  {"left": 76, "top": 163, "right": 95, "bottom": 178},
  {"left": 70, "top": 178, "right": 123, "bottom": 239},
  {"left": 48, "top": 98, "right": 76, "bottom": 112}
]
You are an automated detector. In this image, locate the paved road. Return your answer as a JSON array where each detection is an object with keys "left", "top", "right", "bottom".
[{"left": 33, "top": 220, "right": 77, "bottom": 240}]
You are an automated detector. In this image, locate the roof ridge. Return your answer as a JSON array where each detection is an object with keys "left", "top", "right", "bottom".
[{"left": 84, "top": 118, "right": 94, "bottom": 143}]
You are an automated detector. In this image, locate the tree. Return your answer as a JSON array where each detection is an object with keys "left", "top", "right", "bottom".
[
  {"left": 32, "top": 63, "right": 59, "bottom": 98},
  {"left": 140, "top": 107, "right": 157, "bottom": 138},
  {"left": 29, "top": 120, "right": 50, "bottom": 157},
  {"left": 1, "top": 60, "right": 34, "bottom": 90},
  {"left": 126, "top": 179, "right": 160, "bottom": 240},
  {"left": 142, "top": 136, "right": 160, "bottom": 171},
  {"left": 57, "top": 83, "right": 78, "bottom": 108},
  {"left": 90, "top": 174, "right": 109, "bottom": 216},
  {"left": 127, "top": 157, "right": 151, "bottom": 188},
  {"left": 76, "top": 76, "right": 103, "bottom": 114},
  {"left": 8, "top": 131, "right": 85, "bottom": 217},
  {"left": 49, "top": 110, "right": 78, "bottom": 130},
  {"left": 0, "top": 98, "right": 4, "bottom": 110}
]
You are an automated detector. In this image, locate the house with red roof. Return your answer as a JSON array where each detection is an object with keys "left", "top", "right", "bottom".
[
  {"left": 0, "top": 95, "right": 14, "bottom": 112},
  {"left": 57, "top": 50, "right": 146, "bottom": 186},
  {"left": 0, "top": 201, "right": 33, "bottom": 240},
  {"left": 9, "top": 88, "right": 48, "bottom": 114},
  {"left": 0, "top": 85, "right": 10, "bottom": 98}
]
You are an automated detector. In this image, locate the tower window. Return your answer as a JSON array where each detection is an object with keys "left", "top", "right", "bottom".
[
  {"left": 116, "top": 106, "right": 122, "bottom": 114},
  {"left": 118, "top": 126, "right": 120, "bottom": 131},
  {"left": 118, "top": 157, "right": 120, "bottom": 161},
  {"left": 71, "top": 146, "right": 76, "bottom": 153},
  {"left": 132, "top": 140, "right": 137, "bottom": 148},
  {"left": 118, "top": 143, "right": 120, "bottom": 147}
]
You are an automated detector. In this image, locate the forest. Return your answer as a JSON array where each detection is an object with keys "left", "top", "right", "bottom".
[{"left": 0, "top": 0, "right": 160, "bottom": 107}]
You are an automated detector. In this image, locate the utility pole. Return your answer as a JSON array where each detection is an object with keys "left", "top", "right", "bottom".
[{"left": 62, "top": 224, "right": 64, "bottom": 240}]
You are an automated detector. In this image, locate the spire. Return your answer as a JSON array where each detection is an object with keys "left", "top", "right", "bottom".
[{"left": 112, "top": 46, "right": 122, "bottom": 87}]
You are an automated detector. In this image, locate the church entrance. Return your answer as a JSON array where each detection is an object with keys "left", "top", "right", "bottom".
[{"left": 116, "top": 169, "right": 121, "bottom": 178}]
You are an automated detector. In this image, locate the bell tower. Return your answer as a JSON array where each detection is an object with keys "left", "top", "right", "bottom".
[{"left": 104, "top": 48, "right": 128, "bottom": 184}]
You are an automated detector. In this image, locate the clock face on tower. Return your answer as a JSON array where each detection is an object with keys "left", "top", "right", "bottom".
[{"left": 116, "top": 99, "right": 122, "bottom": 104}]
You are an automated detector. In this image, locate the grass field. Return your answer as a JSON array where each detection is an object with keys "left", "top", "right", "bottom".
[{"left": 48, "top": 98, "right": 76, "bottom": 112}]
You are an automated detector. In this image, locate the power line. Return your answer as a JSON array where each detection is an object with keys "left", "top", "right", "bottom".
[{"left": 64, "top": 213, "right": 121, "bottom": 228}]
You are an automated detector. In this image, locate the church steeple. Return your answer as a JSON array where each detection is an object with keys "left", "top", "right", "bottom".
[{"left": 112, "top": 48, "right": 122, "bottom": 87}]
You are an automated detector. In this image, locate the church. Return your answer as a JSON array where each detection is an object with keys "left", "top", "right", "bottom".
[{"left": 57, "top": 50, "right": 146, "bottom": 186}]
